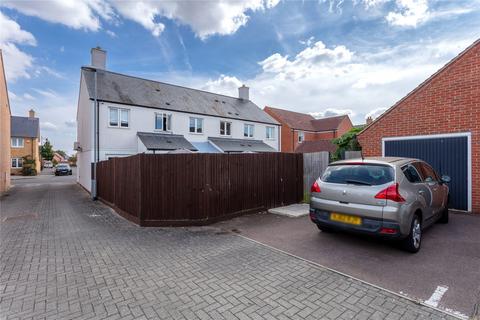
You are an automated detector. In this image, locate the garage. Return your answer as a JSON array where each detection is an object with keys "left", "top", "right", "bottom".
[
  {"left": 382, "top": 133, "right": 471, "bottom": 211},
  {"left": 357, "top": 40, "right": 479, "bottom": 213}
]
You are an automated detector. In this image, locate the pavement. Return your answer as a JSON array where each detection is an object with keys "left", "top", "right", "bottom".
[
  {"left": 216, "top": 211, "right": 480, "bottom": 319},
  {"left": 0, "top": 175, "right": 460, "bottom": 319},
  {"left": 268, "top": 204, "right": 309, "bottom": 218}
]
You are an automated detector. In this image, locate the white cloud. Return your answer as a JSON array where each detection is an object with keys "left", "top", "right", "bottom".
[
  {"left": 259, "top": 41, "right": 354, "bottom": 80},
  {"left": 366, "top": 107, "right": 388, "bottom": 120},
  {"left": 0, "top": 11, "right": 36, "bottom": 81},
  {"left": 105, "top": 30, "right": 116, "bottom": 37},
  {"left": 64, "top": 120, "right": 76, "bottom": 128},
  {"left": 386, "top": 0, "right": 430, "bottom": 27},
  {"left": 2, "top": 0, "right": 279, "bottom": 39},
  {"left": 1, "top": 0, "right": 114, "bottom": 31},
  {"left": 202, "top": 74, "right": 243, "bottom": 95},
  {"left": 110, "top": 0, "right": 280, "bottom": 39},
  {"left": 309, "top": 108, "right": 355, "bottom": 119},
  {"left": 23, "top": 93, "right": 35, "bottom": 100},
  {"left": 33, "top": 88, "right": 58, "bottom": 99},
  {"left": 202, "top": 36, "right": 477, "bottom": 124},
  {"left": 41, "top": 121, "right": 58, "bottom": 131}
]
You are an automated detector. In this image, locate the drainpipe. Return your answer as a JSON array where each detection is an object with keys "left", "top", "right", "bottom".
[{"left": 85, "top": 67, "right": 99, "bottom": 200}]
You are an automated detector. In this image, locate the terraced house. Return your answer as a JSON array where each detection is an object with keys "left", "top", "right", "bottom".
[
  {"left": 76, "top": 48, "right": 280, "bottom": 192},
  {"left": 10, "top": 110, "right": 41, "bottom": 175}
]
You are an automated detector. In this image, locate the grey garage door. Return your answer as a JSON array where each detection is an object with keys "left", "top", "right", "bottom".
[{"left": 384, "top": 136, "right": 468, "bottom": 211}]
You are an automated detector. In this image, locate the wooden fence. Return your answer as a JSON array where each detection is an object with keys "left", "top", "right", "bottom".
[
  {"left": 303, "top": 152, "right": 330, "bottom": 201},
  {"left": 96, "top": 153, "right": 303, "bottom": 226}
]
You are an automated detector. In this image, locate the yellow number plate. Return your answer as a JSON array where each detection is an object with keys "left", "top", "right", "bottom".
[{"left": 330, "top": 213, "right": 362, "bottom": 225}]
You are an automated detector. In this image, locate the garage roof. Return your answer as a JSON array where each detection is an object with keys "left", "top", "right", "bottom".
[
  {"left": 208, "top": 137, "right": 276, "bottom": 153},
  {"left": 137, "top": 132, "right": 197, "bottom": 151}
]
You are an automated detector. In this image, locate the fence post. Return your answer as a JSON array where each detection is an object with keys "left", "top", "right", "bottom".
[{"left": 138, "top": 154, "right": 144, "bottom": 226}]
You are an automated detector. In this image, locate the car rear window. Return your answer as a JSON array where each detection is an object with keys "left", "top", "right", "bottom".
[{"left": 321, "top": 164, "right": 394, "bottom": 186}]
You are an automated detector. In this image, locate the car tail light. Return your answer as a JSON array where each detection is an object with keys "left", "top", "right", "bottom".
[
  {"left": 311, "top": 181, "right": 321, "bottom": 193},
  {"left": 375, "top": 183, "right": 405, "bottom": 202},
  {"left": 379, "top": 227, "right": 397, "bottom": 234}
]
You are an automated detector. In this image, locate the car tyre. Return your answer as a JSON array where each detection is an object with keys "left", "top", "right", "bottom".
[
  {"left": 317, "top": 225, "right": 335, "bottom": 233},
  {"left": 402, "top": 214, "right": 422, "bottom": 253},
  {"left": 438, "top": 196, "right": 449, "bottom": 224}
]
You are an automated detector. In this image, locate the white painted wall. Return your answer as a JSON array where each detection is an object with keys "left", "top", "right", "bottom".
[
  {"left": 76, "top": 75, "right": 94, "bottom": 191},
  {"left": 97, "top": 101, "right": 279, "bottom": 160}
]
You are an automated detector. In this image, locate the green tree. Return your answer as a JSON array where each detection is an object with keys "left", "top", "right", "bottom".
[
  {"left": 68, "top": 154, "right": 77, "bottom": 167},
  {"left": 41, "top": 139, "right": 54, "bottom": 160},
  {"left": 331, "top": 127, "right": 363, "bottom": 161}
]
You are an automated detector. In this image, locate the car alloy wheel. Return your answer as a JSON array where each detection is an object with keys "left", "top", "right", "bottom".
[{"left": 412, "top": 217, "right": 421, "bottom": 249}]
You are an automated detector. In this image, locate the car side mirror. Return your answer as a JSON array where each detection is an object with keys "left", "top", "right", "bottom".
[{"left": 441, "top": 175, "right": 451, "bottom": 183}]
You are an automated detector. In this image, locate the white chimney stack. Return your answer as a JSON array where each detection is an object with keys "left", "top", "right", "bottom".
[
  {"left": 238, "top": 84, "right": 249, "bottom": 100},
  {"left": 91, "top": 47, "right": 106, "bottom": 69}
]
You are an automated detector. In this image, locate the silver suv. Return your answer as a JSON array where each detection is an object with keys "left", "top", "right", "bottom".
[{"left": 309, "top": 157, "right": 450, "bottom": 253}]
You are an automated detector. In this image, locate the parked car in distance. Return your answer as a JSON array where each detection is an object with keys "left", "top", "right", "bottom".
[
  {"left": 309, "top": 157, "right": 450, "bottom": 253},
  {"left": 43, "top": 160, "right": 53, "bottom": 168},
  {"left": 55, "top": 163, "right": 72, "bottom": 176}
]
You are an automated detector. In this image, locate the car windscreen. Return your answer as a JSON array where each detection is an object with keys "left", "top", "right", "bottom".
[
  {"left": 321, "top": 164, "right": 394, "bottom": 186},
  {"left": 57, "top": 165, "right": 69, "bottom": 169}
]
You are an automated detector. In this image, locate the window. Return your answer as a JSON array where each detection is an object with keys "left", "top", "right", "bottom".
[
  {"left": 321, "top": 164, "right": 394, "bottom": 186},
  {"left": 266, "top": 126, "right": 275, "bottom": 139},
  {"left": 189, "top": 117, "right": 203, "bottom": 133},
  {"left": 298, "top": 131, "right": 304, "bottom": 143},
  {"left": 11, "top": 137, "right": 24, "bottom": 148},
  {"left": 109, "top": 107, "right": 129, "bottom": 128},
  {"left": 220, "top": 121, "right": 231, "bottom": 136},
  {"left": 402, "top": 164, "right": 422, "bottom": 183},
  {"left": 11, "top": 158, "right": 23, "bottom": 168},
  {"left": 244, "top": 124, "right": 254, "bottom": 138},
  {"left": 419, "top": 162, "right": 439, "bottom": 182},
  {"left": 155, "top": 113, "right": 172, "bottom": 131}
]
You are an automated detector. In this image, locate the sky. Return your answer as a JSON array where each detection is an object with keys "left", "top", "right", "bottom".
[{"left": 1, "top": 0, "right": 479, "bottom": 154}]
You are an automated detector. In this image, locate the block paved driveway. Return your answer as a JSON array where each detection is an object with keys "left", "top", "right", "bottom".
[{"left": 0, "top": 176, "right": 459, "bottom": 319}]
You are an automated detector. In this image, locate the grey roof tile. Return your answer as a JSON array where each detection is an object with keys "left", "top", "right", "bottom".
[
  {"left": 11, "top": 116, "right": 39, "bottom": 138},
  {"left": 208, "top": 137, "right": 276, "bottom": 153},
  {"left": 137, "top": 132, "right": 197, "bottom": 151},
  {"left": 82, "top": 68, "right": 279, "bottom": 125}
]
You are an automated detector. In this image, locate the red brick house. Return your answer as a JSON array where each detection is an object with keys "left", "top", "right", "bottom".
[
  {"left": 264, "top": 106, "right": 353, "bottom": 153},
  {"left": 357, "top": 39, "right": 479, "bottom": 213}
]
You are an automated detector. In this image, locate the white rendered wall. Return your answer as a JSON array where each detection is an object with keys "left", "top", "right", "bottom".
[
  {"left": 97, "top": 101, "right": 279, "bottom": 160},
  {"left": 76, "top": 75, "right": 94, "bottom": 191}
]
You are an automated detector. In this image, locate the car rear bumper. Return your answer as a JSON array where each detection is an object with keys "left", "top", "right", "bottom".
[{"left": 309, "top": 208, "right": 406, "bottom": 239}]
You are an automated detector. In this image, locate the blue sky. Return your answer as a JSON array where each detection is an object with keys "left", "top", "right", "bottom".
[{"left": 1, "top": 0, "right": 479, "bottom": 153}]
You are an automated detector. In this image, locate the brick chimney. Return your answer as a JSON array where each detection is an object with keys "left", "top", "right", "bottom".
[
  {"left": 29, "top": 109, "right": 35, "bottom": 118},
  {"left": 91, "top": 46, "right": 106, "bottom": 69},
  {"left": 366, "top": 116, "right": 373, "bottom": 125},
  {"left": 238, "top": 84, "right": 249, "bottom": 100}
]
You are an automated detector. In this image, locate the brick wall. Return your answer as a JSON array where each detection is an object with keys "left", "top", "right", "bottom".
[
  {"left": 358, "top": 41, "right": 480, "bottom": 213},
  {"left": 11, "top": 137, "right": 40, "bottom": 175},
  {"left": 0, "top": 51, "right": 10, "bottom": 193}
]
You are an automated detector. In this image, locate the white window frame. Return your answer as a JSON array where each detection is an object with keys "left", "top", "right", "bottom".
[
  {"left": 220, "top": 121, "right": 232, "bottom": 136},
  {"left": 298, "top": 131, "right": 305, "bottom": 143},
  {"left": 155, "top": 112, "right": 172, "bottom": 132},
  {"left": 11, "top": 158, "right": 23, "bottom": 168},
  {"left": 108, "top": 107, "right": 129, "bottom": 128},
  {"left": 382, "top": 132, "right": 472, "bottom": 212},
  {"left": 266, "top": 126, "right": 275, "bottom": 140},
  {"left": 11, "top": 137, "right": 24, "bottom": 148},
  {"left": 189, "top": 117, "right": 204, "bottom": 134},
  {"left": 244, "top": 124, "right": 254, "bottom": 138}
]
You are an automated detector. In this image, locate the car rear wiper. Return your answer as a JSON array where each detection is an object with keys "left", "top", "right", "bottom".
[{"left": 345, "top": 179, "right": 372, "bottom": 186}]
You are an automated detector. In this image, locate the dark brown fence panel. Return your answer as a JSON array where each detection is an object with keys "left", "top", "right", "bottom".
[{"left": 97, "top": 152, "right": 303, "bottom": 226}]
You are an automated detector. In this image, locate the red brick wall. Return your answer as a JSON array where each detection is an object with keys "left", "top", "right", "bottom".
[{"left": 358, "top": 42, "right": 480, "bottom": 213}]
